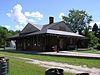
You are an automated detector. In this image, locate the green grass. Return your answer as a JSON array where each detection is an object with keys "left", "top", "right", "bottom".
[
  {"left": 72, "top": 50, "right": 100, "bottom": 54},
  {"left": 0, "top": 51, "right": 100, "bottom": 68},
  {"left": 8, "top": 57, "right": 46, "bottom": 75},
  {"left": 0, "top": 52, "right": 72, "bottom": 75},
  {"left": 0, "top": 47, "right": 16, "bottom": 50}
]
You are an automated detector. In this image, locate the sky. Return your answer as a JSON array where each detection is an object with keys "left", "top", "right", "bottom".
[{"left": 0, "top": 0, "right": 100, "bottom": 30}]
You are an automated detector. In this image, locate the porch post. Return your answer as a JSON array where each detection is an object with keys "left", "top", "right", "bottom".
[{"left": 57, "top": 36, "right": 60, "bottom": 53}]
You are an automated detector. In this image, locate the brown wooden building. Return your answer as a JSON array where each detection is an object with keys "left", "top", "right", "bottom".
[{"left": 8, "top": 17, "right": 85, "bottom": 51}]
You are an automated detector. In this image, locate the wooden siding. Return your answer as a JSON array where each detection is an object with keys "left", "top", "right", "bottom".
[{"left": 15, "top": 34, "right": 79, "bottom": 51}]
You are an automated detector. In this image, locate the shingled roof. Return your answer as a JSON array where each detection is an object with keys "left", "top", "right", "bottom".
[
  {"left": 21, "top": 23, "right": 43, "bottom": 34},
  {"left": 8, "top": 21, "right": 84, "bottom": 39}
]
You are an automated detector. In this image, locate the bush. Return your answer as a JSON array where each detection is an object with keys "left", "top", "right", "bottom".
[
  {"left": 88, "top": 31, "right": 99, "bottom": 49},
  {"left": 88, "top": 47, "right": 93, "bottom": 50},
  {"left": 93, "top": 43, "right": 100, "bottom": 50}
]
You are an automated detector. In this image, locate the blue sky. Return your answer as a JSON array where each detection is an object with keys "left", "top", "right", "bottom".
[{"left": 0, "top": 0, "right": 100, "bottom": 30}]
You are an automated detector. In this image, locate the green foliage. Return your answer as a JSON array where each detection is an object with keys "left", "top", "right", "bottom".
[
  {"left": 88, "top": 31, "right": 99, "bottom": 50},
  {"left": 84, "top": 26, "right": 91, "bottom": 36},
  {"left": 93, "top": 43, "right": 100, "bottom": 50},
  {"left": 8, "top": 30, "right": 20, "bottom": 36},
  {"left": 0, "top": 26, "right": 8, "bottom": 46},
  {"left": 63, "top": 9, "right": 92, "bottom": 36},
  {"left": 88, "top": 32, "right": 98, "bottom": 45},
  {"left": 0, "top": 26, "right": 20, "bottom": 46},
  {"left": 92, "top": 23, "right": 98, "bottom": 35}
]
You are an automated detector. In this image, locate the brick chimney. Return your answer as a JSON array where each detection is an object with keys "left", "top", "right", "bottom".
[{"left": 49, "top": 17, "right": 54, "bottom": 24}]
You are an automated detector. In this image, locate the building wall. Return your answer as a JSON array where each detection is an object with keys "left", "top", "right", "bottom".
[{"left": 15, "top": 34, "right": 78, "bottom": 51}]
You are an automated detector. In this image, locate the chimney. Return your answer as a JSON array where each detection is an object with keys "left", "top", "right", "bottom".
[{"left": 49, "top": 17, "right": 54, "bottom": 24}]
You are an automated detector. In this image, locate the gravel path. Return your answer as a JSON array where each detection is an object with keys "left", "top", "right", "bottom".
[
  {"left": 14, "top": 56, "right": 100, "bottom": 75},
  {"left": 0, "top": 54, "right": 100, "bottom": 75}
]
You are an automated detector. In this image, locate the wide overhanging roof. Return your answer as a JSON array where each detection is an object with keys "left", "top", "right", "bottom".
[
  {"left": 8, "top": 21, "right": 85, "bottom": 39},
  {"left": 8, "top": 29, "right": 84, "bottom": 40},
  {"left": 46, "top": 29, "right": 84, "bottom": 37},
  {"left": 27, "top": 29, "right": 84, "bottom": 38}
]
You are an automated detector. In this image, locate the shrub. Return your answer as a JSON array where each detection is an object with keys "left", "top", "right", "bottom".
[
  {"left": 88, "top": 31, "right": 99, "bottom": 49},
  {"left": 93, "top": 43, "right": 100, "bottom": 50}
]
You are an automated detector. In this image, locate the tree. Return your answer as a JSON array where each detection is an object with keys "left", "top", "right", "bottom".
[
  {"left": 92, "top": 23, "right": 98, "bottom": 36},
  {"left": 63, "top": 9, "right": 92, "bottom": 36},
  {"left": 88, "top": 31, "right": 98, "bottom": 46},
  {"left": 0, "top": 26, "right": 8, "bottom": 46},
  {"left": 88, "top": 31, "right": 100, "bottom": 49},
  {"left": 84, "top": 26, "right": 91, "bottom": 36},
  {"left": 0, "top": 26, "right": 20, "bottom": 47},
  {"left": 8, "top": 30, "right": 20, "bottom": 36}
]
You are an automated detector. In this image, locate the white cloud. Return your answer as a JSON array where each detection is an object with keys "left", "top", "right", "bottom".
[
  {"left": 24, "top": 12, "right": 31, "bottom": 16},
  {"left": 31, "top": 11, "right": 43, "bottom": 20},
  {"left": 7, "top": 4, "right": 27, "bottom": 24},
  {"left": 15, "top": 25, "right": 24, "bottom": 30},
  {"left": 2, "top": 25, "right": 10, "bottom": 29},
  {"left": 28, "top": 19, "right": 36, "bottom": 23},
  {"left": 7, "top": 4, "right": 44, "bottom": 25},
  {"left": 24, "top": 11, "right": 43, "bottom": 20},
  {"left": 59, "top": 13, "right": 65, "bottom": 20}
]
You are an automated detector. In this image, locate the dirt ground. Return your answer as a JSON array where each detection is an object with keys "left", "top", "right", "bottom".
[
  {"left": 14, "top": 56, "right": 100, "bottom": 75},
  {"left": 0, "top": 53, "right": 100, "bottom": 75}
]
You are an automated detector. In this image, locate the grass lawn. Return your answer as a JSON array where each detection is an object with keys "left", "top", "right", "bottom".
[
  {"left": 72, "top": 49, "right": 100, "bottom": 54},
  {"left": 0, "top": 52, "right": 72, "bottom": 75},
  {"left": 0, "top": 51, "right": 100, "bottom": 68},
  {"left": 0, "top": 47, "right": 16, "bottom": 50},
  {"left": 8, "top": 57, "right": 46, "bottom": 75}
]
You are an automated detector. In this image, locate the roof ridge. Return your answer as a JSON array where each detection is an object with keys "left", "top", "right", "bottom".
[
  {"left": 27, "top": 23, "right": 43, "bottom": 30},
  {"left": 42, "top": 21, "right": 62, "bottom": 30}
]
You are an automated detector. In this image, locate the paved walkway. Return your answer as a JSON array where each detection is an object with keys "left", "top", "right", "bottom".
[
  {"left": 38, "top": 51, "right": 100, "bottom": 59},
  {"left": 0, "top": 49, "right": 100, "bottom": 59}
]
